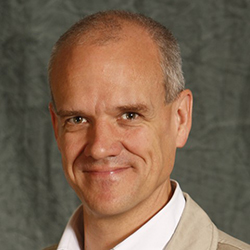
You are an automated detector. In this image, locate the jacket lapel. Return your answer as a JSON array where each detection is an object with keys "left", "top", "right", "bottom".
[{"left": 164, "top": 193, "right": 218, "bottom": 250}]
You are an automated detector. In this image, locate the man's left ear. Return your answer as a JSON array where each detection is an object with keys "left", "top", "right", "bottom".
[{"left": 174, "top": 89, "right": 193, "bottom": 148}]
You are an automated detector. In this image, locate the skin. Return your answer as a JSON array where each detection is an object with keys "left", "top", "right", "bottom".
[{"left": 49, "top": 25, "right": 192, "bottom": 250}]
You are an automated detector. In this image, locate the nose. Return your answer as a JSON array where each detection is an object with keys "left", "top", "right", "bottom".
[{"left": 84, "top": 120, "right": 123, "bottom": 160}]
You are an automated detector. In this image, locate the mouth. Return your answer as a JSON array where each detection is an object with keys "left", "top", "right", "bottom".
[{"left": 83, "top": 167, "right": 130, "bottom": 177}]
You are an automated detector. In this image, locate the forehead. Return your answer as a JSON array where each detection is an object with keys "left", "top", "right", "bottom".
[
  {"left": 50, "top": 25, "right": 165, "bottom": 109},
  {"left": 51, "top": 24, "right": 162, "bottom": 75}
]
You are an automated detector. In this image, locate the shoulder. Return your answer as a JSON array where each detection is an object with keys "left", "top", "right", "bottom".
[
  {"left": 42, "top": 244, "right": 58, "bottom": 250},
  {"left": 217, "top": 230, "right": 250, "bottom": 250}
]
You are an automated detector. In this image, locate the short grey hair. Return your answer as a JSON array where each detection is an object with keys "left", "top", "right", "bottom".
[{"left": 48, "top": 10, "right": 185, "bottom": 103}]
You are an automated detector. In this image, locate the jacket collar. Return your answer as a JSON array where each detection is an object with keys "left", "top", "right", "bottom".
[{"left": 165, "top": 193, "right": 218, "bottom": 250}]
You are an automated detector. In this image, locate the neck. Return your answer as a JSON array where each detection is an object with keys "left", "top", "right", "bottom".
[{"left": 83, "top": 180, "right": 173, "bottom": 250}]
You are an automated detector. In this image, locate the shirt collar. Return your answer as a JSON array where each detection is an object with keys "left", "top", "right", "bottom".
[
  {"left": 57, "top": 180, "right": 185, "bottom": 250},
  {"left": 57, "top": 205, "right": 83, "bottom": 250}
]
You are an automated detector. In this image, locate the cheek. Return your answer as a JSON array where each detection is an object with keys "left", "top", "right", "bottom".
[
  {"left": 59, "top": 132, "right": 86, "bottom": 180},
  {"left": 158, "top": 127, "right": 177, "bottom": 176},
  {"left": 121, "top": 127, "right": 163, "bottom": 170},
  {"left": 123, "top": 123, "right": 176, "bottom": 177}
]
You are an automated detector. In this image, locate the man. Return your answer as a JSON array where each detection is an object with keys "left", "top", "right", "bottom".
[{"left": 45, "top": 10, "right": 249, "bottom": 250}]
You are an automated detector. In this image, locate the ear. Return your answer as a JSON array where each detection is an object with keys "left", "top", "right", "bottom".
[
  {"left": 49, "top": 102, "right": 61, "bottom": 150},
  {"left": 175, "top": 89, "right": 193, "bottom": 148}
]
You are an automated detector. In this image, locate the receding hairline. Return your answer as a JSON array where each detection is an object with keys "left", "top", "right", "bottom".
[
  {"left": 49, "top": 20, "right": 162, "bottom": 80},
  {"left": 49, "top": 14, "right": 161, "bottom": 72},
  {"left": 52, "top": 10, "right": 159, "bottom": 46},
  {"left": 48, "top": 10, "right": 185, "bottom": 104}
]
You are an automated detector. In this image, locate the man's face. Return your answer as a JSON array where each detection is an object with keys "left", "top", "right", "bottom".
[{"left": 50, "top": 28, "right": 189, "bottom": 218}]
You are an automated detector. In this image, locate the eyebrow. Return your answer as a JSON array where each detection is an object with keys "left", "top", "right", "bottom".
[
  {"left": 115, "top": 104, "right": 150, "bottom": 113},
  {"left": 55, "top": 110, "right": 86, "bottom": 118},
  {"left": 55, "top": 104, "right": 152, "bottom": 117}
]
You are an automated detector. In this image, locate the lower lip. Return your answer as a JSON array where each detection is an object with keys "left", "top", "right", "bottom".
[{"left": 84, "top": 168, "right": 129, "bottom": 177}]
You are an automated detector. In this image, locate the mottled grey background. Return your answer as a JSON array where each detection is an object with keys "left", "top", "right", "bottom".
[{"left": 1, "top": 0, "right": 250, "bottom": 249}]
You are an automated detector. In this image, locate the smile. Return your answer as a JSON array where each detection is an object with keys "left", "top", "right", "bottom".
[{"left": 83, "top": 167, "right": 130, "bottom": 177}]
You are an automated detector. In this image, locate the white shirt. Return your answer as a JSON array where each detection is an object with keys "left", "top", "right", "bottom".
[{"left": 57, "top": 180, "right": 185, "bottom": 250}]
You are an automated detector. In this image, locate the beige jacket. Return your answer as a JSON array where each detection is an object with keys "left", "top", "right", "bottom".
[{"left": 43, "top": 194, "right": 249, "bottom": 250}]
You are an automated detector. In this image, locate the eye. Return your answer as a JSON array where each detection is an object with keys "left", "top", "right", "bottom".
[
  {"left": 67, "top": 116, "right": 87, "bottom": 124},
  {"left": 121, "top": 112, "right": 139, "bottom": 120}
]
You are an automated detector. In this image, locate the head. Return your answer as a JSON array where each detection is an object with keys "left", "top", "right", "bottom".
[
  {"left": 48, "top": 10, "right": 185, "bottom": 104},
  {"left": 49, "top": 10, "right": 192, "bottom": 219}
]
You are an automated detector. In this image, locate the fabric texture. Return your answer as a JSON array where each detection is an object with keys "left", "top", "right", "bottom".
[
  {"left": 1, "top": 1, "right": 250, "bottom": 249},
  {"left": 43, "top": 194, "right": 250, "bottom": 250},
  {"left": 164, "top": 194, "right": 250, "bottom": 250}
]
